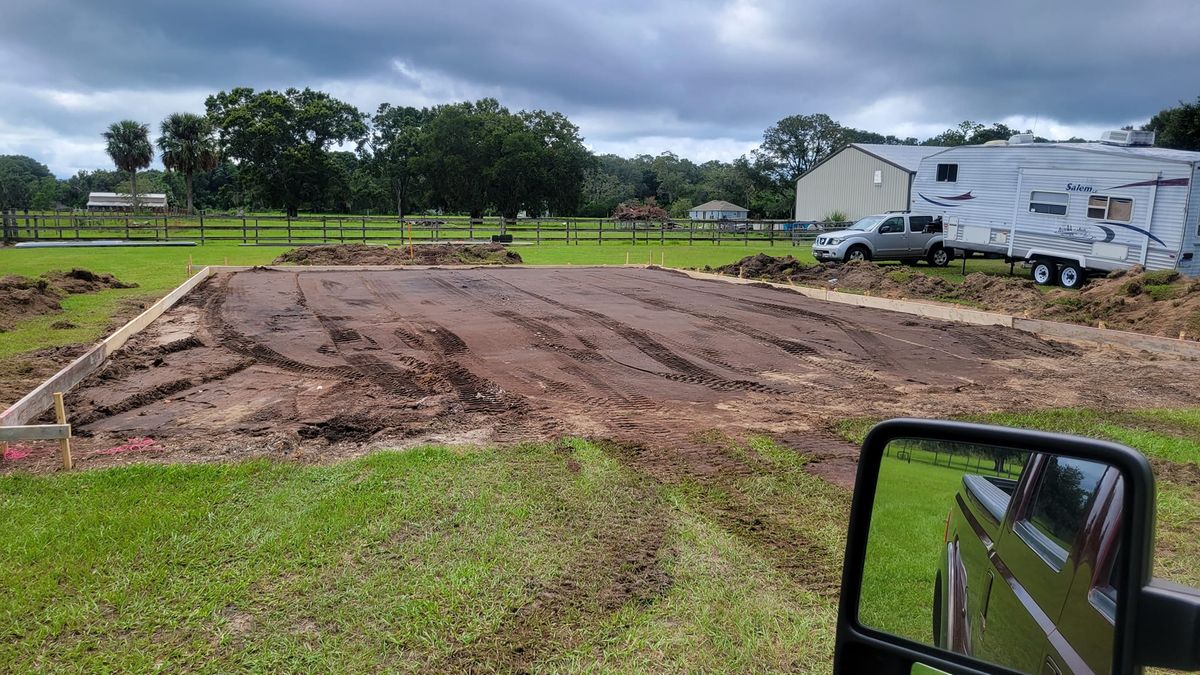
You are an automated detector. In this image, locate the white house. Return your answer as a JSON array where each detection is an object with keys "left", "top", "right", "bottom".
[
  {"left": 794, "top": 144, "right": 948, "bottom": 222},
  {"left": 688, "top": 200, "right": 749, "bottom": 221},
  {"left": 86, "top": 192, "right": 169, "bottom": 212}
]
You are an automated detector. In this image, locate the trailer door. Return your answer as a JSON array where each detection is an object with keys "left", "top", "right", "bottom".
[{"left": 1012, "top": 168, "right": 1160, "bottom": 271}]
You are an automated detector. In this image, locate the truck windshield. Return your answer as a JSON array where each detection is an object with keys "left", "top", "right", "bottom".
[{"left": 848, "top": 215, "right": 885, "bottom": 231}]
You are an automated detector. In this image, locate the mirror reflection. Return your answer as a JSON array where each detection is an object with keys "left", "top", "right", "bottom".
[{"left": 861, "top": 438, "right": 1123, "bottom": 675}]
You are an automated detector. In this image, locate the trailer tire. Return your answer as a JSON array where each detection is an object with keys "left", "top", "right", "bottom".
[
  {"left": 927, "top": 245, "right": 951, "bottom": 267},
  {"left": 844, "top": 245, "right": 871, "bottom": 263},
  {"left": 1059, "top": 263, "right": 1086, "bottom": 289},
  {"left": 1031, "top": 259, "right": 1057, "bottom": 286},
  {"left": 933, "top": 570, "right": 943, "bottom": 647}
]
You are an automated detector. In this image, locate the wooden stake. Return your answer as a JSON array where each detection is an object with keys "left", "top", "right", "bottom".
[
  {"left": 53, "top": 392, "right": 72, "bottom": 470},
  {"left": 625, "top": 252, "right": 630, "bottom": 265},
  {"left": 1098, "top": 320, "right": 1107, "bottom": 330},
  {"left": 187, "top": 254, "right": 193, "bottom": 277},
  {"left": 224, "top": 256, "right": 228, "bottom": 266},
  {"left": 1181, "top": 331, "right": 1187, "bottom": 340}
]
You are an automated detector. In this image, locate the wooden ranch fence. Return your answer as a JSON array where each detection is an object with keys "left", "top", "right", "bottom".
[{"left": 0, "top": 210, "right": 847, "bottom": 247}]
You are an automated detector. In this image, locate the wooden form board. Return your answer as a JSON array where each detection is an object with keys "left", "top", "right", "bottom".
[
  {"left": 0, "top": 266, "right": 216, "bottom": 428},
  {"left": 0, "top": 424, "right": 71, "bottom": 441},
  {"left": 676, "top": 268, "right": 1200, "bottom": 358}
]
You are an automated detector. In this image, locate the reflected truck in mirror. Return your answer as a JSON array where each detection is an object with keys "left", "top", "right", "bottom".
[{"left": 935, "top": 452, "right": 1122, "bottom": 674}]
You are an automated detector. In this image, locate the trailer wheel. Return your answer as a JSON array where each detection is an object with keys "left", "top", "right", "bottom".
[
  {"left": 933, "top": 570, "right": 943, "bottom": 647},
  {"left": 927, "top": 245, "right": 951, "bottom": 267},
  {"left": 844, "top": 245, "right": 871, "bottom": 263},
  {"left": 1031, "top": 259, "right": 1057, "bottom": 286},
  {"left": 1059, "top": 263, "right": 1086, "bottom": 289}
]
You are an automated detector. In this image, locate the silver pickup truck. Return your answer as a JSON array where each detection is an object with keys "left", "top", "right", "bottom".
[{"left": 811, "top": 212, "right": 952, "bottom": 266}]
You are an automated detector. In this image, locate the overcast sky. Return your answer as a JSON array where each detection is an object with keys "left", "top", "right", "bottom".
[{"left": 2, "top": 0, "right": 1198, "bottom": 177}]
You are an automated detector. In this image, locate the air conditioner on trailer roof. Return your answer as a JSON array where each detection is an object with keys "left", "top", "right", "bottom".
[{"left": 1100, "top": 129, "right": 1156, "bottom": 146}]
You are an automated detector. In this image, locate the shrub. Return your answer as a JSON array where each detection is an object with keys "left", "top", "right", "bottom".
[{"left": 823, "top": 210, "right": 849, "bottom": 224}]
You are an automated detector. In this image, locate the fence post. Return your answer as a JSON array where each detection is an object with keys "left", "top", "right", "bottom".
[
  {"left": 286, "top": 214, "right": 292, "bottom": 244},
  {"left": 241, "top": 215, "right": 247, "bottom": 244},
  {"left": 769, "top": 223, "right": 775, "bottom": 246},
  {"left": 660, "top": 222, "right": 665, "bottom": 244},
  {"left": 124, "top": 215, "right": 130, "bottom": 241},
  {"left": 199, "top": 212, "right": 206, "bottom": 245},
  {"left": 322, "top": 216, "right": 328, "bottom": 242},
  {"left": 469, "top": 218, "right": 474, "bottom": 242},
  {"left": 362, "top": 216, "right": 367, "bottom": 243},
  {"left": 597, "top": 219, "right": 602, "bottom": 246}
]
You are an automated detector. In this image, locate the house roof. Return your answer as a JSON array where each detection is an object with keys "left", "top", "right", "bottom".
[
  {"left": 689, "top": 200, "right": 748, "bottom": 212},
  {"left": 849, "top": 144, "right": 950, "bottom": 173},
  {"left": 86, "top": 192, "right": 168, "bottom": 207},
  {"left": 796, "top": 143, "right": 949, "bottom": 184}
]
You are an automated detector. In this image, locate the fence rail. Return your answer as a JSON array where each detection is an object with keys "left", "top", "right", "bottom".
[{"left": 0, "top": 210, "right": 846, "bottom": 247}]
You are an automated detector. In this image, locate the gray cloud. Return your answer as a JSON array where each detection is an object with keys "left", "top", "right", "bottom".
[{"left": 2, "top": 0, "right": 1197, "bottom": 175}]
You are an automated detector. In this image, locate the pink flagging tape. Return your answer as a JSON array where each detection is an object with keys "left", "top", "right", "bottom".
[
  {"left": 3, "top": 445, "right": 32, "bottom": 460},
  {"left": 91, "top": 437, "right": 161, "bottom": 457}
]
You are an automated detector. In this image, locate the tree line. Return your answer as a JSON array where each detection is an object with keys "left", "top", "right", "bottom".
[{"left": 3, "top": 89, "right": 1199, "bottom": 220}]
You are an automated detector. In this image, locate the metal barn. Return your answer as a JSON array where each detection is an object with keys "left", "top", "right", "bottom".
[{"left": 793, "top": 144, "right": 948, "bottom": 221}]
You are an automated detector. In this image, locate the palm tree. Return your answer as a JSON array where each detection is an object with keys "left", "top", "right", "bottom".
[
  {"left": 102, "top": 120, "right": 153, "bottom": 211},
  {"left": 157, "top": 113, "right": 219, "bottom": 214}
]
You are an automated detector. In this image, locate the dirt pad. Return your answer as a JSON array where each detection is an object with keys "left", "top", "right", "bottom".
[
  {"left": 0, "top": 269, "right": 135, "bottom": 331},
  {"left": 17, "top": 266, "right": 1200, "bottom": 481},
  {"left": 716, "top": 255, "right": 1200, "bottom": 339},
  {"left": 272, "top": 243, "right": 522, "bottom": 266}
]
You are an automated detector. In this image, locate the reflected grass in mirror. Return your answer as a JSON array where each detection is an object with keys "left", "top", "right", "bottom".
[{"left": 860, "top": 440, "right": 1027, "bottom": 642}]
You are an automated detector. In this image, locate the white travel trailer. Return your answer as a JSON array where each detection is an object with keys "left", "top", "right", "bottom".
[{"left": 910, "top": 133, "right": 1200, "bottom": 287}]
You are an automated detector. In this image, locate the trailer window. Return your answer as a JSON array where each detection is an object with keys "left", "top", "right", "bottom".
[
  {"left": 936, "top": 163, "right": 958, "bottom": 182},
  {"left": 1029, "top": 191, "right": 1069, "bottom": 216},
  {"left": 1088, "top": 195, "right": 1133, "bottom": 222}
]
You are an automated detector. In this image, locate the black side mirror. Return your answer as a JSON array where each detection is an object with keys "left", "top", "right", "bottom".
[{"left": 834, "top": 418, "right": 1200, "bottom": 674}]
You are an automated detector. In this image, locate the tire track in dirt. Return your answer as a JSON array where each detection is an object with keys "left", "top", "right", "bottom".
[
  {"left": 476, "top": 273, "right": 792, "bottom": 396},
  {"left": 621, "top": 292, "right": 887, "bottom": 388},
  {"left": 203, "top": 273, "right": 360, "bottom": 380},
  {"left": 352, "top": 274, "right": 529, "bottom": 415}
]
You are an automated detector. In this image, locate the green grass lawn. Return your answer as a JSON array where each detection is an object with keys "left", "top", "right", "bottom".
[{"left": 0, "top": 437, "right": 843, "bottom": 673}]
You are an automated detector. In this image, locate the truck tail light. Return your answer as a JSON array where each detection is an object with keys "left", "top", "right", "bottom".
[{"left": 944, "top": 509, "right": 952, "bottom": 544}]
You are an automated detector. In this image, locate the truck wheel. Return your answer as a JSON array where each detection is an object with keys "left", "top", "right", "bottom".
[
  {"left": 1059, "top": 263, "right": 1086, "bottom": 289},
  {"left": 927, "top": 245, "right": 951, "bottom": 267},
  {"left": 844, "top": 245, "right": 871, "bottom": 263},
  {"left": 1031, "top": 259, "right": 1057, "bottom": 286}
]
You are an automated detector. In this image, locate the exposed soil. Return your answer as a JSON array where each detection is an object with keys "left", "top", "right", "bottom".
[
  {"left": 714, "top": 256, "right": 1200, "bottom": 339},
  {"left": 272, "top": 243, "right": 522, "bottom": 266},
  {"left": 0, "top": 297, "right": 150, "bottom": 411},
  {"left": 0, "top": 268, "right": 137, "bottom": 331},
  {"left": 9, "top": 266, "right": 1200, "bottom": 483}
]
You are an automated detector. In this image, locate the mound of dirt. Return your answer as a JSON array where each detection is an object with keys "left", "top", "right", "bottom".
[
  {"left": 712, "top": 253, "right": 809, "bottom": 279},
  {"left": 0, "top": 276, "right": 61, "bottom": 330},
  {"left": 0, "top": 268, "right": 137, "bottom": 332},
  {"left": 44, "top": 268, "right": 137, "bottom": 295},
  {"left": 712, "top": 255, "right": 1200, "bottom": 340},
  {"left": 942, "top": 273, "right": 1046, "bottom": 314},
  {"left": 273, "top": 243, "right": 522, "bottom": 266},
  {"left": 1040, "top": 267, "right": 1200, "bottom": 338}
]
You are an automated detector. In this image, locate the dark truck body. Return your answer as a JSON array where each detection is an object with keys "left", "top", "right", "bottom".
[{"left": 934, "top": 453, "right": 1124, "bottom": 674}]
